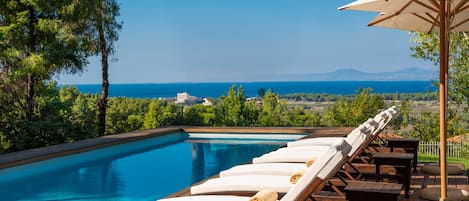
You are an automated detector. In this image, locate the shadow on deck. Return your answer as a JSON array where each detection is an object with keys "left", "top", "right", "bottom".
[{"left": 400, "top": 163, "right": 469, "bottom": 201}]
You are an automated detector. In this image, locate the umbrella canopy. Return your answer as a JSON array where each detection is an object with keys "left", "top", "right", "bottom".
[
  {"left": 340, "top": 0, "right": 469, "bottom": 32},
  {"left": 340, "top": 0, "right": 468, "bottom": 12},
  {"left": 369, "top": 11, "right": 469, "bottom": 32},
  {"left": 340, "top": 0, "right": 469, "bottom": 200}
]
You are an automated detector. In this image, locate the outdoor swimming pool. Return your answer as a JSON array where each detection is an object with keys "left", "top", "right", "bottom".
[{"left": 0, "top": 132, "right": 305, "bottom": 201}]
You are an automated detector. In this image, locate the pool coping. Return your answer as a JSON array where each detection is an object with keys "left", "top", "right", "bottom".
[
  {"left": 0, "top": 127, "right": 183, "bottom": 169},
  {"left": 0, "top": 126, "right": 352, "bottom": 170}
]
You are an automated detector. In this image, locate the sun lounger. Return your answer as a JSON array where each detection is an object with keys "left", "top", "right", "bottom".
[
  {"left": 228, "top": 119, "right": 373, "bottom": 177},
  {"left": 220, "top": 163, "right": 308, "bottom": 177},
  {"left": 248, "top": 108, "right": 396, "bottom": 176},
  {"left": 252, "top": 119, "right": 376, "bottom": 165},
  {"left": 159, "top": 107, "right": 400, "bottom": 201},
  {"left": 190, "top": 139, "right": 351, "bottom": 198},
  {"left": 158, "top": 142, "right": 348, "bottom": 201},
  {"left": 159, "top": 190, "right": 279, "bottom": 201},
  {"left": 252, "top": 150, "right": 328, "bottom": 164},
  {"left": 159, "top": 195, "right": 264, "bottom": 201},
  {"left": 286, "top": 118, "right": 377, "bottom": 148},
  {"left": 159, "top": 150, "right": 334, "bottom": 201},
  {"left": 312, "top": 107, "right": 417, "bottom": 199}
]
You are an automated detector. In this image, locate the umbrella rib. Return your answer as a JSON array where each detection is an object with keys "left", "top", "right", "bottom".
[
  {"left": 458, "top": 4, "right": 469, "bottom": 13},
  {"left": 454, "top": 1, "right": 469, "bottom": 13},
  {"left": 425, "top": 12, "right": 439, "bottom": 24},
  {"left": 368, "top": 13, "right": 398, "bottom": 27},
  {"left": 451, "top": 17, "right": 469, "bottom": 30},
  {"left": 428, "top": 0, "right": 440, "bottom": 10},
  {"left": 369, "top": 0, "right": 415, "bottom": 27},
  {"left": 413, "top": 0, "right": 439, "bottom": 12},
  {"left": 395, "top": 0, "right": 415, "bottom": 15},
  {"left": 413, "top": 13, "right": 439, "bottom": 26},
  {"left": 429, "top": 12, "right": 441, "bottom": 33}
]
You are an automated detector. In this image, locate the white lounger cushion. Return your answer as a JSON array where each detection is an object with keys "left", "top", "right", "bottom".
[
  {"left": 286, "top": 138, "right": 343, "bottom": 147},
  {"left": 287, "top": 120, "right": 374, "bottom": 148},
  {"left": 159, "top": 195, "right": 257, "bottom": 201},
  {"left": 282, "top": 119, "right": 375, "bottom": 158},
  {"left": 277, "top": 145, "right": 332, "bottom": 151},
  {"left": 220, "top": 163, "right": 307, "bottom": 177},
  {"left": 264, "top": 146, "right": 331, "bottom": 156},
  {"left": 191, "top": 175, "right": 294, "bottom": 194},
  {"left": 256, "top": 137, "right": 354, "bottom": 164},
  {"left": 373, "top": 112, "right": 386, "bottom": 128},
  {"left": 252, "top": 149, "right": 327, "bottom": 163}
]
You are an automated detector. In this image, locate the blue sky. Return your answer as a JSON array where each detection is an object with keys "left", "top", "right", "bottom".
[{"left": 57, "top": 0, "right": 434, "bottom": 84}]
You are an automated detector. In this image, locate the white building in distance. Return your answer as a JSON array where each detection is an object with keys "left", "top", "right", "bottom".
[
  {"left": 175, "top": 92, "right": 198, "bottom": 105},
  {"left": 174, "top": 92, "right": 213, "bottom": 106},
  {"left": 202, "top": 98, "right": 213, "bottom": 106}
]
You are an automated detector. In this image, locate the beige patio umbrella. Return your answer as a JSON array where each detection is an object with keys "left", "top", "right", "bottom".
[{"left": 339, "top": 0, "right": 469, "bottom": 200}]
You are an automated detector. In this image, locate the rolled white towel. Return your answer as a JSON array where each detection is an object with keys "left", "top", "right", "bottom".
[
  {"left": 289, "top": 170, "right": 305, "bottom": 184},
  {"left": 249, "top": 190, "right": 278, "bottom": 201}
]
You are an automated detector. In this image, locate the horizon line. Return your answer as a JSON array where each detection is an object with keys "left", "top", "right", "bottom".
[{"left": 58, "top": 80, "right": 434, "bottom": 85}]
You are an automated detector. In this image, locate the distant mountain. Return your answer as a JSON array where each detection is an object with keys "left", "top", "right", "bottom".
[{"left": 250, "top": 68, "right": 434, "bottom": 81}]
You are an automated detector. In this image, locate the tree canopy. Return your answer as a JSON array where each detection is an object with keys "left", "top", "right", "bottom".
[{"left": 409, "top": 32, "right": 469, "bottom": 139}]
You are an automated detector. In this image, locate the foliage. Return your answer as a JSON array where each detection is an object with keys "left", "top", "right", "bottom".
[
  {"left": 0, "top": 0, "right": 115, "bottom": 152},
  {"left": 142, "top": 100, "right": 183, "bottom": 129},
  {"left": 290, "top": 107, "right": 321, "bottom": 127},
  {"left": 183, "top": 105, "right": 215, "bottom": 126},
  {"left": 259, "top": 89, "right": 291, "bottom": 126},
  {"left": 0, "top": 0, "right": 93, "bottom": 122},
  {"left": 281, "top": 92, "right": 438, "bottom": 102},
  {"left": 0, "top": 83, "right": 98, "bottom": 152},
  {"left": 159, "top": 103, "right": 183, "bottom": 127},
  {"left": 410, "top": 32, "right": 469, "bottom": 111},
  {"left": 408, "top": 112, "right": 439, "bottom": 141},
  {"left": 106, "top": 97, "right": 149, "bottom": 134},
  {"left": 214, "top": 85, "right": 246, "bottom": 126},
  {"left": 408, "top": 32, "right": 469, "bottom": 140},
  {"left": 408, "top": 110, "right": 467, "bottom": 141},
  {"left": 389, "top": 98, "right": 411, "bottom": 131},
  {"left": 143, "top": 100, "right": 160, "bottom": 129},
  {"left": 322, "top": 88, "right": 385, "bottom": 126},
  {"left": 0, "top": 82, "right": 425, "bottom": 153}
]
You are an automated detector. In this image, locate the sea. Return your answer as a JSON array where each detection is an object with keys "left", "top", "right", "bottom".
[{"left": 71, "top": 81, "right": 436, "bottom": 98}]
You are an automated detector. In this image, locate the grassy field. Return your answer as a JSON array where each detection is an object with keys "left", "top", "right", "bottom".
[
  {"left": 418, "top": 154, "right": 469, "bottom": 171},
  {"left": 285, "top": 100, "right": 440, "bottom": 113}
]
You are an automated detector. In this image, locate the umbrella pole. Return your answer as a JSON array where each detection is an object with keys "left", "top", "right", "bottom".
[{"left": 439, "top": 0, "right": 449, "bottom": 200}]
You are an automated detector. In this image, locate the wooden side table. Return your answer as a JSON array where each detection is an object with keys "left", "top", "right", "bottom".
[
  {"left": 373, "top": 152, "right": 413, "bottom": 198},
  {"left": 345, "top": 181, "right": 402, "bottom": 201},
  {"left": 386, "top": 138, "right": 420, "bottom": 172}
]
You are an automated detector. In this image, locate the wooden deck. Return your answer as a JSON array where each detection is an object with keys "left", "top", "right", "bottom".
[{"left": 400, "top": 163, "right": 469, "bottom": 201}]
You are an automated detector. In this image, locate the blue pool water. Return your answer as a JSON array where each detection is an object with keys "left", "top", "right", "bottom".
[{"left": 0, "top": 132, "right": 299, "bottom": 201}]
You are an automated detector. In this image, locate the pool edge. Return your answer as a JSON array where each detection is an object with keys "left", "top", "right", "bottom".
[
  {"left": 0, "top": 126, "right": 353, "bottom": 170},
  {"left": 0, "top": 127, "right": 184, "bottom": 169}
]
